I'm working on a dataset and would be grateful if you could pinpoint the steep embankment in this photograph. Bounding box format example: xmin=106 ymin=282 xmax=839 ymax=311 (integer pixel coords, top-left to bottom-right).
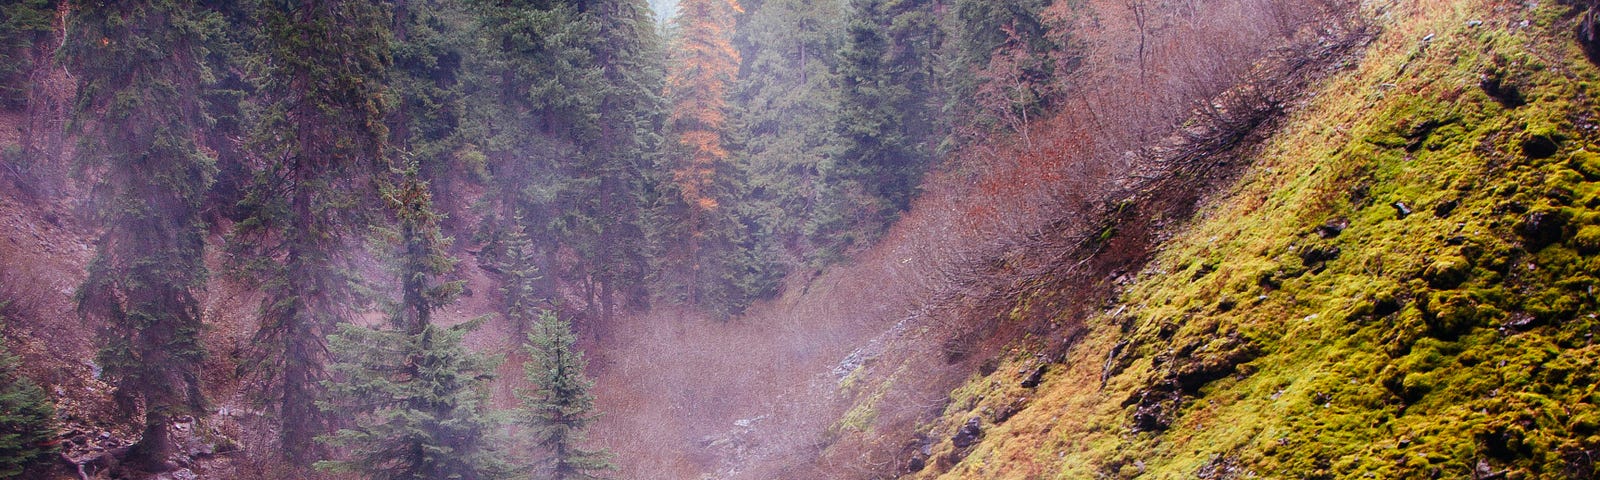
xmin=912 ymin=0 xmax=1600 ymax=478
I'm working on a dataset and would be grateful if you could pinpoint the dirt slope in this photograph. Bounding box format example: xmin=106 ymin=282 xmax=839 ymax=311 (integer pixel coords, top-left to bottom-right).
xmin=909 ymin=1 xmax=1600 ymax=478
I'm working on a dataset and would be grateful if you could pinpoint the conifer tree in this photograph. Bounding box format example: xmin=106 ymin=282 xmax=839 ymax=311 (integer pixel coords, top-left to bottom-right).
xmin=520 ymin=311 xmax=612 ymax=480
xmin=390 ymin=0 xmax=473 ymax=214
xmin=0 ymin=0 xmax=55 ymax=110
xmin=470 ymin=0 xmax=602 ymax=307
xmin=818 ymin=0 xmax=943 ymax=251
xmin=570 ymin=0 xmax=665 ymax=322
xmin=228 ymin=0 xmax=393 ymax=467
xmin=470 ymin=0 xmax=664 ymax=322
xmin=662 ymin=0 xmax=744 ymax=307
xmin=318 ymin=168 xmax=509 ymax=480
xmin=65 ymin=1 xmax=217 ymax=471
xmin=493 ymin=216 xmax=544 ymax=335
xmin=0 ymin=316 xmax=55 ymax=479
xmin=947 ymin=0 xmax=1059 ymax=138
xmin=732 ymin=0 xmax=844 ymax=264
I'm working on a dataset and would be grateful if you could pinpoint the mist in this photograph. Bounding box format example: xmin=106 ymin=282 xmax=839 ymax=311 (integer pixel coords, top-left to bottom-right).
xmin=0 ymin=0 xmax=1361 ymax=478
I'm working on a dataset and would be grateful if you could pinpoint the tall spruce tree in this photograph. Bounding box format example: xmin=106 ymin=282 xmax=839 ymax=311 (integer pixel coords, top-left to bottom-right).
xmin=318 ymin=169 xmax=509 ymax=480
xmin=731 ymin=0 xmax=844 ymax=264
xmin=469 ymin=0 xmax=664 ymax=323
xmin=0 ymin=0 xmax=54 ymax=110
xmin=520 ymin=311 xmax=613 ymax=480
xmin=389 ymin=0 xmax=473 ymax=215
xmin=569 ymin=0 xmax=665 ymax=322
xmin=228 ymin=0 xmax=393 ymax=467
xmin=469 ymin=0 xmax=602 ymax=308
xmin=65 ymin=1 xmax=217 ymax=471
xmin=0 ymin=316 xmax=55 ymax=479
xmin=491 ymin=216 xmax=544 ymax=335
xmin=661 ymin=0 xmax=745 ymax=309
xmin=819 ymin=0 xmax=943 ymax=251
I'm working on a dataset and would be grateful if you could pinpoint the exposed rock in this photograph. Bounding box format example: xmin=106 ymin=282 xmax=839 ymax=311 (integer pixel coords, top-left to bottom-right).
xmin=1128 ymin=387 xmax=1179 ymax=432
xmin=1391 ymin=201 xmax=1413 ymax=218
xmin=1581 ymin=5 xmax=1600 ymax=65
xmin=901 ymin=438 xmax=933 ymax=474
xmin=1517 ymin=209 xmax=1570 ymax=249
xmin=1101 ymin=339 xmax=1130 ymax=388
xmin=905 ymin=455 xmax=926 ymax=473
xmin=1314 ymin=217 xmax=1348 ymax=238
xmin=154 ymin=468 xmax=199 ymax=480
xmin=1195 ymin=454 xmax=1244 ymax=479
xmin=1020 ymin=364 xmax=1047 ymax=388
xmin=951 ymin=417 xmax=982 ymax=449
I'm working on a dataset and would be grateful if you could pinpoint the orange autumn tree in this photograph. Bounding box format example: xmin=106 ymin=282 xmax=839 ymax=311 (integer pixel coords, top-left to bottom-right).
xmin=662 ymin=0 xmax=743 ymax=306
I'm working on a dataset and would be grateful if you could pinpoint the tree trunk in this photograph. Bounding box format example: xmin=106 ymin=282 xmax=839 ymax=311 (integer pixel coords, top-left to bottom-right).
xmin=127 ymin=412 xmax=174 ymax=473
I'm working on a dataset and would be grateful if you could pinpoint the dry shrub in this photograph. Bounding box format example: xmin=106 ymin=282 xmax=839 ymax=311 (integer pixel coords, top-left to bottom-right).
xmin=581 ymin=1 xmax=1369 ymax=478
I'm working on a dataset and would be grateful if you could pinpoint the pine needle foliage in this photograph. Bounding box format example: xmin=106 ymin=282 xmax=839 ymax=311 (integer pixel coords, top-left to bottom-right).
xmin=318 ymin=318 xmax=507 ymax=480
xmin=0 ymin=317 xmax=54 ymax=480
xmin=317 ymin=168 xmax=509 ymax=480
xmin=65 ymin=0 xmax=219 ymax=469
xmin=519 ymin=311 xmax=613 ymax=480
xmin=227 ymin=0 xmax=394 ymax=466
xmin=493 ymin=219 xmax=543 ymax=336
xmin=0 ymin=0 xmax=54 ymax=109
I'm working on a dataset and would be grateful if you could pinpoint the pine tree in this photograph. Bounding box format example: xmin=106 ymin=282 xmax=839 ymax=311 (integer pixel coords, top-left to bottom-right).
xmin=818 ymin=0 xmax=943 ymax=252
xmin=0 ymin=316 xmax=55 ymax=480
xmin=318 ymin=168 xmax=509 ymax=480
xmin=732 ymin=0 xmax=844 ymax=264
xmin=519 ymin=311 xmax=613 ymax=480
xmin=65 ymin=1 xmax=217 ymax=471
xmin=662 ymin=0 xmax=744 ymax=306
xmin=469 ymin=0 xmax=603 ymax=308
xmin=228 ymin=0 xmax=393 ymax=467
xmin=389 ymin=0 xmax=474 ymax=216
xmin=569 ymin=0 xmax=665 ymax=322
xmin=0 ymin=0 xmax=54 ymax=110
xmin=493 ymin=217 xmax=544 ymax=335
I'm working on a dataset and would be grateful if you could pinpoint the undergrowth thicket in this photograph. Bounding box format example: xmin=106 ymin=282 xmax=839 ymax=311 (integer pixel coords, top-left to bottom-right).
xmin=910 ymin=1 xmax=1600 ymax=478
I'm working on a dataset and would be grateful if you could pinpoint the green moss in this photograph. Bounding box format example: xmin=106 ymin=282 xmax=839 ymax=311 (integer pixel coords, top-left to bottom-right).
xmin=916 ymin=2 xmax=1600 ymax=479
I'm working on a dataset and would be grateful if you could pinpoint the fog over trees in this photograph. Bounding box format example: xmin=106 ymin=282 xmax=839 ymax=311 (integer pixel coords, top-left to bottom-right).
xmin=0 ymin=0 xmax=1368 ymax=478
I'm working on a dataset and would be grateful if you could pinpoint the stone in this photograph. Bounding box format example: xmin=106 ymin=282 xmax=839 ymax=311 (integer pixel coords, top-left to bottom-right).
xmin=1020 ymin=364 xmax=1048 ymax=388
xmin=1314 ymin=218 xmax=1348 ymax=238
xmin=1391 ymin=201 xmax=1413 ymax=218
xmin=951 ymin=417 xmax=982 ymax=449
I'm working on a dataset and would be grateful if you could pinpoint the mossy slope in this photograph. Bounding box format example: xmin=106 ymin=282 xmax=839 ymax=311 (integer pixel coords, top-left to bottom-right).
xmin=908 ymin=1 xmax=1600 ymax=478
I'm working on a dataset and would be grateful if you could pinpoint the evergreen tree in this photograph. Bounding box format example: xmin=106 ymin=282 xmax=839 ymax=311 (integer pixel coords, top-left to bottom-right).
xmin=947 ymin=0 xmax=1059 ymax=139
xmin=731 ymin=0 xmax=844 ymax=264
xmin=228 ymin=0 xmax=393 ymax=467
xmin=661 ymin=0 xmax=744 ymax=307
xmin=0 ymin=0 xmax=54 ymax=110
xmin=469 ymin=0 xmax=664 ymax=323
xmin=519 ymin=311 xmax=613 ymax=480
xmin=65 ymin=1 xmax=217 ymax=471
xmin=390 ymin=0 xmax=474 ymax=217
xmin=492 ymin=216 xmax=545 ymax=335
xmin=194 ymin=0 xmax=258 ymax=226
xmin=0 ymin=316 xmax=55 ymax=480
xmin=469 ymin=0 xmax=602 ymax=307
xmin=818 ymin=0 xmax=943 ymax=252
xmin=318 ymin=169 xmax=509 ymax=480
xmin=569 ymin=0 xmax=666 ymax=322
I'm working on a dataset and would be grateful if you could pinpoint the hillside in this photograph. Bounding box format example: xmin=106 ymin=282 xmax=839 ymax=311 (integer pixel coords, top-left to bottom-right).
xmin=896 ymin=0 xmax=1600 ymax=478
xmin=3 ymin=0 xmax=1600 ymax=479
